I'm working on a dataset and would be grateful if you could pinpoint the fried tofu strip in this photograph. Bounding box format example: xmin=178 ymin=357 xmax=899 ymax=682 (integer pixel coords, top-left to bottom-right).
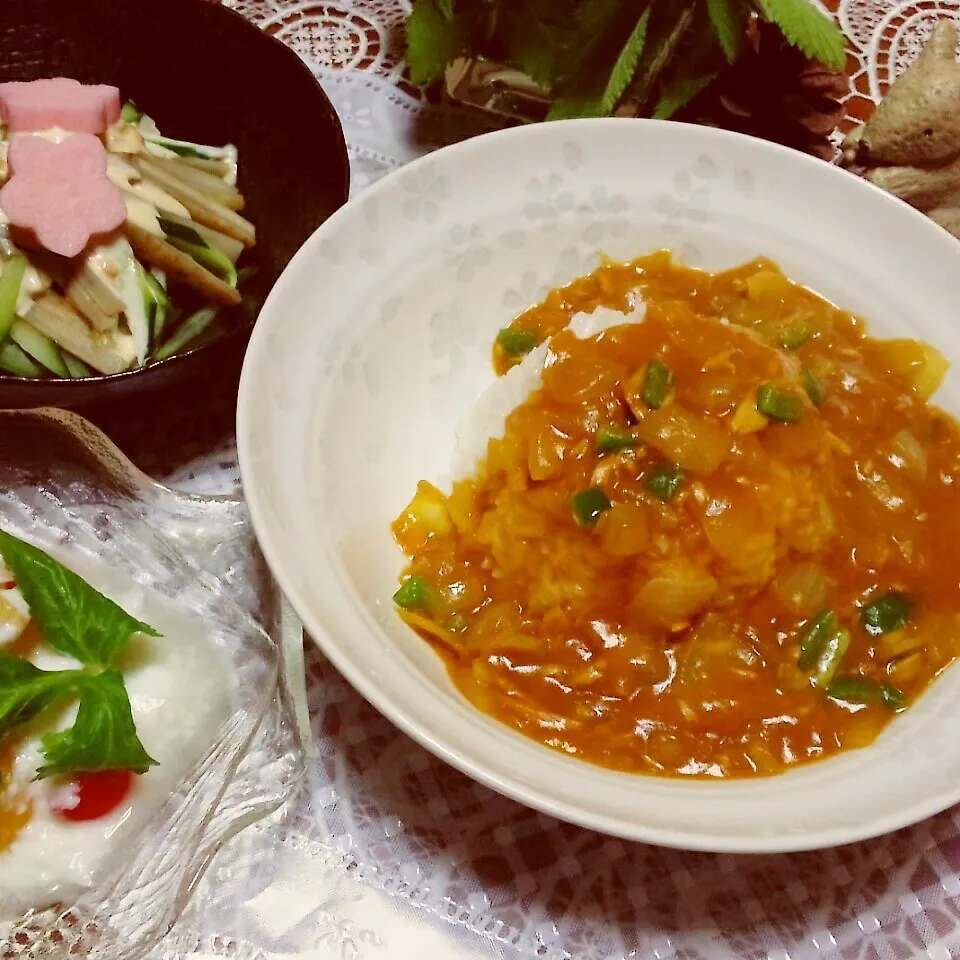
xmin=134 ymin=156 xmax=254 ymax=247
xmin=125 ymin=222 xmax=241 ymax=306
xmin=27 ymin=292 xmax=135 ymax=375
xmin=145 ymin=155 xmax=244 ymax=211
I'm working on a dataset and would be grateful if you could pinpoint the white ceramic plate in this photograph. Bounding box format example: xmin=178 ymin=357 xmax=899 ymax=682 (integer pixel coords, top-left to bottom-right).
xmin=237 ymin=119 xmax=960 ymax=853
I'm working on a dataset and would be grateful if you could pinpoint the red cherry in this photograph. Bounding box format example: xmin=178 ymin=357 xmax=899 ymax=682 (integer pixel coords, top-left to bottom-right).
xmin=50 ymin=770 xmax=134 ymax=822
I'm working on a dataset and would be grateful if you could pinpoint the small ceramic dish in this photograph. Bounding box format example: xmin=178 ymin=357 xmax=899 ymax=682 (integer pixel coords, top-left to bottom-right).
xmin=0 ymin=0 xmax=349 ymax=409
xmin=237 ymin=118 xmax=960 ymax=853
xmin=0 ymin=408 xmax=306 ymax=957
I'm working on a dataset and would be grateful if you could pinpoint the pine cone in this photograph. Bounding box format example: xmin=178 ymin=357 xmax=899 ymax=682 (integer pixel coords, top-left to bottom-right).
xmin=678 ymin=18 xmax=848 ymax=161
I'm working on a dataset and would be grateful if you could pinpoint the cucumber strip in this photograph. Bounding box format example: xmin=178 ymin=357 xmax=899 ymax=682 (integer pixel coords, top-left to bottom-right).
xmin=145 ymin=135 xmax=232 ymax=161
xmin=142 ymin=268 xmax=171 ymax=310
xmin=0 ymin=255 xmax=27 ymax=342
xmin=155 ymin=307 xmax=218 ymax=361
xmin=171 ymin=238 xmax=236 ymax=287
xmin=236 ymin=265 xmax=258 ymax=285
xmin=0 ymin=340 xmax=42 ymax=377
xmin=156 ymin=216 xmax=206 ymax=247
xmin=137 ymin=260 xmax=168 ymax=347
xmin=150 ymin=300 xmax=163 ymax=342
xmin=141 ymin=267 xmax=171 ymax=339
xmin=10 ymin=319 xmax=69 ymax=376
xmin=126 ymin=222 xmax=241 ymax=307
xmin=62 ymin=352 xmax=93 ymax=378
xmin=120 ymin=100 xmax=142 ymax=124
xmin=154 ymin=301 xmax=175 ymax=340
xmin=157 ymin=212 xmax=243 ymax=261
xmin=169 ymin=237 xmax=236 ymax=287
xmin=136 ymin=263 xmax=156 ymax=352
xmin=145 ymin=298 xmax=157 ymax=346
xmin=156 ymin=217 xmax=237 ymax=287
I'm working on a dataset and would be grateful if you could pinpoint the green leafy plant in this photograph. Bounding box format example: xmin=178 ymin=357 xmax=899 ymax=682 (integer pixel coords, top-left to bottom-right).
xmin=405 ymin=0 xmax=846 ymax=120
xmin=0 ymin=530 xmax=158 ymax=779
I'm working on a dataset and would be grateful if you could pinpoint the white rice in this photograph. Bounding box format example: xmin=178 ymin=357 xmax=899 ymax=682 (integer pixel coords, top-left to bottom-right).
xmin=449 ymin=295 xmax=646 ymax=481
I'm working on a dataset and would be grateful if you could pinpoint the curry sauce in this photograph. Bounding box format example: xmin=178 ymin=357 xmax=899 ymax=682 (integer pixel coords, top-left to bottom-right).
xmin=392 ymin=252 xmax=960 ymax=778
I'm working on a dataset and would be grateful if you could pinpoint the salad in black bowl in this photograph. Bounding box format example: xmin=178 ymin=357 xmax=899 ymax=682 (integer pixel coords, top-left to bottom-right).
xmin=0 ymin=0 xmax=349 ymax=409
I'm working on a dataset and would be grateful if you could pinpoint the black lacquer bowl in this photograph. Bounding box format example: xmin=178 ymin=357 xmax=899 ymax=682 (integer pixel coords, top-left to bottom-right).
xmin=0 ymin=0 xmax=350 ymax=409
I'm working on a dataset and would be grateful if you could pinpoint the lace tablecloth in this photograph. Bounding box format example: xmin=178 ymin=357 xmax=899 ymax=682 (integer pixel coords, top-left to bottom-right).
xmin=148 ymin=3 xmax=960 ymax=959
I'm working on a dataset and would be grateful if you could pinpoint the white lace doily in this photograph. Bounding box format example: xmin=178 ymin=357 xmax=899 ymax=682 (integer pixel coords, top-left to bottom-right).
xmin=148 ymin=4 xmax=960 ymax=960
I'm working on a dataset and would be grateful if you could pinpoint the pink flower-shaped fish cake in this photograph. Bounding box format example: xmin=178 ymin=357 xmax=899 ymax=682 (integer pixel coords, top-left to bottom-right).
xmin=0 ymin=133 xmax=126 ymax=257
xmin=0 ymin=78 xmax=120 ymax=134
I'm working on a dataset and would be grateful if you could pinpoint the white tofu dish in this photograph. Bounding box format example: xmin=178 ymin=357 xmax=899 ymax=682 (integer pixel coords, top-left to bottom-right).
xmin=0 ymin=528 xmax=233 ymax=918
